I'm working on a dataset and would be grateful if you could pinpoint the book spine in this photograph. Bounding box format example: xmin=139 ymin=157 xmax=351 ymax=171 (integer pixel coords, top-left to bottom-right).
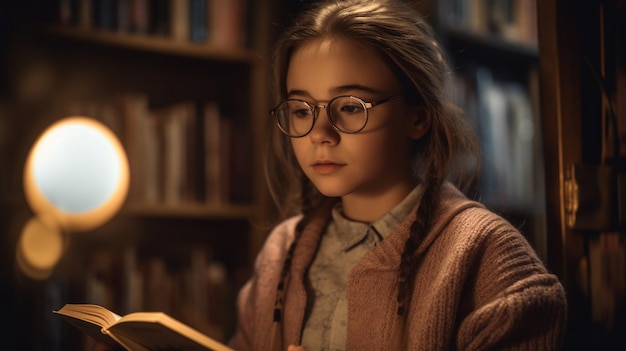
xmin=228 ymin=119 xmax=252 ymax=203
xmin=150 ymin=0 xmax=171 ymax=36
xmin=59 ymin=0 xmax=81 ymax=25
xmin=170 ymin=0 xmax=190 ymax=42
xmin=144 ymin=108 xmax=163 ymax=204
xmin=189 ymin=0 xmax=208 ymax=43
xmin=129 ymin=0 xmax=150 ymax=34
xmin=439 ymin=0 xmax=537 ymax=46
xmin=93 ymin=0 xmax=118 ymax=31
xmin=120 ymin=94 xmax=150 ymax=204
xmin=117 ymin=0 xmax=132 ymax=33
xmin=203 ymin=101 xmax=221 ymax=204
xmin=209 ymin=0 xmax=246 ymax=48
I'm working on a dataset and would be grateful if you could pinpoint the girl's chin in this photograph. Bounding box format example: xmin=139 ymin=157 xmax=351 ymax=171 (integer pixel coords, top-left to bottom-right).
xmin=311 ymin=183 xmax=350 ymax=198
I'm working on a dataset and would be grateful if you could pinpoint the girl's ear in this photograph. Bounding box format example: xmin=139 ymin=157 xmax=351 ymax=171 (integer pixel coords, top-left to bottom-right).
xmin=408 ymin=107 xmax=431 ymax=140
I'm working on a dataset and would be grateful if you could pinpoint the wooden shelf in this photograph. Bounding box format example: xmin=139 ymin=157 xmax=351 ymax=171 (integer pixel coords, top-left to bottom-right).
xmin=42 ymin=25 xmax=258 ymax=63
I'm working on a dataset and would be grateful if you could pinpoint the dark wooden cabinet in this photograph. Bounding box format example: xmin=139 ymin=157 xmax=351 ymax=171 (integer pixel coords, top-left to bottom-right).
xmin=538 ymin=0 xmax=626 ymax=349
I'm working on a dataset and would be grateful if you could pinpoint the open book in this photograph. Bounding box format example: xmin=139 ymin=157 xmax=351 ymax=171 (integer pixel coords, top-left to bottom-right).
xmin=54 ymin=304 xmax=234 ymax=351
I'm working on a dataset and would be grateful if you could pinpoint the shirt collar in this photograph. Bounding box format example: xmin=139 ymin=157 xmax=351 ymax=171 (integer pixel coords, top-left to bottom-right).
xmin=330 ymin=184 xmax=423 ymax=251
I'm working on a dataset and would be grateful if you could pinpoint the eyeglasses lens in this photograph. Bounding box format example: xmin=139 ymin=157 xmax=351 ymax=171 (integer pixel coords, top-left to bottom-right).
xmin=275 ymin=100 xmax=313 ymax=137
xmin=329 ymin=96 xmax=367 ymax=133
xmin=275 ymin=96 xmax=368 ymax=137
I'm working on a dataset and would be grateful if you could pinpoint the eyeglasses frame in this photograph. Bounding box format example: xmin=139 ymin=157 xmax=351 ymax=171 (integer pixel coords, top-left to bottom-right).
xmin=270 ymin=94 xmax=404 ymax=138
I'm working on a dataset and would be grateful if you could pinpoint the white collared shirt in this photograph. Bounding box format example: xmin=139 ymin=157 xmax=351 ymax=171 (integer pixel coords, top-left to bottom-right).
xmin=301 ymin=185 xmax=422 ymax=350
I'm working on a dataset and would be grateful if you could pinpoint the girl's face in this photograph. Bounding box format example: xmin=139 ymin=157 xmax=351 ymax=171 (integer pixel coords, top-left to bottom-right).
xmin=286 ymin=37 xmax=429 ymax=209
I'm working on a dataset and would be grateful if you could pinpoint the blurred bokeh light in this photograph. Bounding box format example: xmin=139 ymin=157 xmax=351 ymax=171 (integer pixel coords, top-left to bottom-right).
xmin=23 ymin=116 xmax=129 ymax=233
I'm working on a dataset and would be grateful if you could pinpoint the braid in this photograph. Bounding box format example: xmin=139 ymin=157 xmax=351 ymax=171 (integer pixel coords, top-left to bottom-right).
xmin=396 ymin=179 xmax=442 ymax=316
xmin=270 ymin=222 xmax=304 ymax=351
xmin=269 ymin=214 xmax=313 ymax=351
xmin=272 ymin=193 xmax=337 ymax=323
xmin=273 ymin=233 xmax=299 ymax=323
xmin=273 ymin=178 xmax=316 ymax=323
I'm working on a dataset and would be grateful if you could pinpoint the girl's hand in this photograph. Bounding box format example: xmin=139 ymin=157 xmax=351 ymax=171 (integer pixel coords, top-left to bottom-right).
xmin=287 ymin=345 xmax=307 ymax=351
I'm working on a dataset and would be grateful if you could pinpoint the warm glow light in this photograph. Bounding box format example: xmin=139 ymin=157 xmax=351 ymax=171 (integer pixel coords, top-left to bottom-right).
xmin=23 ymin=116 xmax=129 ymax=232
xmin=16 ymin=217 xmax=65 ymax=280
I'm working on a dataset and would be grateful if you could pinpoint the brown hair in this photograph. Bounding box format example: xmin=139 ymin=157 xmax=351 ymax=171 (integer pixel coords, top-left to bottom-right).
xmin=265 ymin=0 xmax=481 ymax=346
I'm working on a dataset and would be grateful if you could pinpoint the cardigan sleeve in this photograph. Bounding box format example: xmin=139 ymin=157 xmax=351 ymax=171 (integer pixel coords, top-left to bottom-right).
xmin=455 ymin=217 xmax=567 ymax=351
xmin=229 ymin=279 xmax=254 ymax=351
xmin=457 ymin=273 xmax=566 ymax=350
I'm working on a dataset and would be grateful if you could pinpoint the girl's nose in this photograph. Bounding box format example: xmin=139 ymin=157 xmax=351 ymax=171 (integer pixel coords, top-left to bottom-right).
xmin=308 ymin=108 xmax=339 ymax=144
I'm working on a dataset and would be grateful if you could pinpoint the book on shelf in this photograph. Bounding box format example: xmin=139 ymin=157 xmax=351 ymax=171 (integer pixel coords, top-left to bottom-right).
xmin=152 ymin=101 xmax=197 ymax=205
xmin=84 ymin=247 xmax=234 ymax=343
xmin=203 ymin=101 xmax=253 ymax=205
xmin=60 ymin=0 xmax=250 ymax=49
xmin=60 ymin=93 xmax=254 ymax=208
xmin=118 ymin=93 xmax=151 ymax=204
xmin=128 ymin=0 xmax=151 ymax=34
xmin=121 ymin=98 xmax=200 ymax=206
xmin=149 ymin=0 xmax=171 ymax=36
xmin=190 ymin=0 xmax=209 ymax=43
xmin=96 ymin=0 xmax=119 ymax=31
xmin=209 ymin=0 xmax=247 ymax=49
xmin=54 ymin=303 xmax=234 ymax=351
xmin=618 ymin=47 xmax=626 ymax=158
xmin=473 ymin=66 xmax=535 ymax=209
xmin=203 ymin=101 xmax=223 ymax=204
xmin=438 ymin=0 xmax=537 ymax=46
xmin=226 ymin=117 xmax=253 ymax=204
xmin=59 ymin=0 xmax=79 ymax=26
xmin=449 ymin=66 xmax=537 ymax=211
xmin=170 ymin=0 xmax=190 ymax=42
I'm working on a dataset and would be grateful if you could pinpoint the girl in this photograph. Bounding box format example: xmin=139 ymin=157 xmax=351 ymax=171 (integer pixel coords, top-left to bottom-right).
xmin=230 ymin=0 xmax=566 ymax=350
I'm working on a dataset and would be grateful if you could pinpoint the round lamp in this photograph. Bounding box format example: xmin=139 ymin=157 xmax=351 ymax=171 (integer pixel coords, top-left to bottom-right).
xmin=23 ymin=116 xmax=129 ymax=232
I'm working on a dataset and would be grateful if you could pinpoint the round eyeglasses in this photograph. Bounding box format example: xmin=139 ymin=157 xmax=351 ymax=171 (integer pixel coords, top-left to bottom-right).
xmin=270 ymin=94 xmax=403 ymax=138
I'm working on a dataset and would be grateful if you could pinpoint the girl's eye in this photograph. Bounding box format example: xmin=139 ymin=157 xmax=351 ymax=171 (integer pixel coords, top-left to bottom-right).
xmin=339 ymin=104 xmax=364 ymax=114
xmin=293 ymin=108 xmax=311 ymax=118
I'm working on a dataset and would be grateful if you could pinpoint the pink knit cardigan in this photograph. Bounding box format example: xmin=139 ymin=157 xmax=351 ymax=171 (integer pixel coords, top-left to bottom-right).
xmin=229 ymin=184 xmax=566 ymax=350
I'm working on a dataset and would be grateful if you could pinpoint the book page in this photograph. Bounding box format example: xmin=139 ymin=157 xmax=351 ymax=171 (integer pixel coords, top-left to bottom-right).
xmin=54 ymin=304 xmax=122 ymax=347
xmin=109 ymin=312 xmax=233 ymax=351
xmin=54 ymin=304 xmax=121 ymax=327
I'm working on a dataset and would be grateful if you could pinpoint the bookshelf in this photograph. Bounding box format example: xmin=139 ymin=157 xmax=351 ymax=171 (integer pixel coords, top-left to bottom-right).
xmin=44 ymin=25 xmax=255 ymax=62
xmin=0 ymin=0 xmax=275 ymax=349
xmin=430 ymin=0 xmax=546 ymax=261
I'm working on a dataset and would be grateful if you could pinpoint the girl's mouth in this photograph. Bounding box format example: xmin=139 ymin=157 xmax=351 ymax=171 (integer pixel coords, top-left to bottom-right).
xmin=311 ymin=161 xmax=345 ymax=175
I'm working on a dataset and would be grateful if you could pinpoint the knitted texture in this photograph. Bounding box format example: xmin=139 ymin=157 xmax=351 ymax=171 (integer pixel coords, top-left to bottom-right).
xmin=229 ymin=183 xmax=566 ymax=350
